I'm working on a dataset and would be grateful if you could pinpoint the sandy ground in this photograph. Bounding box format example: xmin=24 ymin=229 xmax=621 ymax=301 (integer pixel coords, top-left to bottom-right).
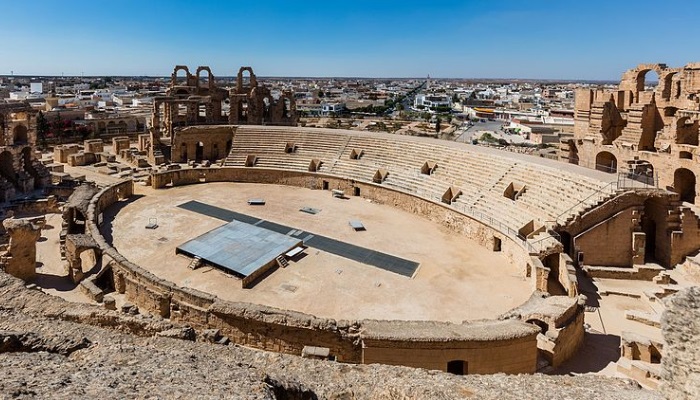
xmin=105 ymin=182 xmax=532 ymax=322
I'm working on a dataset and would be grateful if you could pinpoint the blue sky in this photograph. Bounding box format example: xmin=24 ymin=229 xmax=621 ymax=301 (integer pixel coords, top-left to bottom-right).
xmin=1 ymin=0 xmax=699 ymax=79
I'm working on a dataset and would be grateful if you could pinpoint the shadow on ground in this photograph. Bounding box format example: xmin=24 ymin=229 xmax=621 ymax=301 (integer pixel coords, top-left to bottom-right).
xmin=98 ymin=194 xmax=145 ymax=244
xmin=549 ymin=332 xmax=621 ymax=374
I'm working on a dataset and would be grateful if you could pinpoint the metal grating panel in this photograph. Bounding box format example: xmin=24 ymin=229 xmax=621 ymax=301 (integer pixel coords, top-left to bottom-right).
xmin=178 ymin=200 xmax=419 ymax=277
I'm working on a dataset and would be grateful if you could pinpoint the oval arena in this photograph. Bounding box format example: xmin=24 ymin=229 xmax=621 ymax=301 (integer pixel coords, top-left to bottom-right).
xmin=67 ymin=124 xmax=623 ymax=375
xmin=8 ymin=64 xmax=698 ymax=386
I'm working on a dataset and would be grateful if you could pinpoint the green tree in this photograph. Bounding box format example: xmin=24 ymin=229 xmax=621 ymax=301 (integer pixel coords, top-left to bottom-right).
xmin=36 ymin=111 xmax=50 ymax=148
xmin=435 ymin=116 xmax=441 ymax=133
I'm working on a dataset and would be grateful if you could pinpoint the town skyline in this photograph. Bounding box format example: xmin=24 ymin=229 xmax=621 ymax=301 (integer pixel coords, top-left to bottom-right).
xmin=2 ymin=0 xmax=699 ymax=79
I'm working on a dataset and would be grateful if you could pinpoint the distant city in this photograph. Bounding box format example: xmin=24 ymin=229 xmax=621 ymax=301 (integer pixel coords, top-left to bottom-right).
xmin=1 ymin=71 xmax=648 ymax=158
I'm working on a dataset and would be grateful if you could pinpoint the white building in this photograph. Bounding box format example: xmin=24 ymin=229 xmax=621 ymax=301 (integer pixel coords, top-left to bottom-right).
xmin=414 ymin=94 xmax=452 ymax=110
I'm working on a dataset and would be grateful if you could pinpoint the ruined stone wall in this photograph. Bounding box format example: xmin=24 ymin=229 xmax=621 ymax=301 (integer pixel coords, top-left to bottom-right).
xmin=170 ymin=126 xmax=234 ymax=163
xmin=661 ymin=287 xmax=700 ymax=399
xmin=571 ymin=62 xmax=700 ymax=210
xmin=361 ymin=325 xmax=538 ymax=374
xmin=574 ymin=208 xmax=636 ymax=267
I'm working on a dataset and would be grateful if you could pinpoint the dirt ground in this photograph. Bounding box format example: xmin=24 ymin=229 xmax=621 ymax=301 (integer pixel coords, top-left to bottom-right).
xmin=104 ymin=182 xmax=532 ymax=322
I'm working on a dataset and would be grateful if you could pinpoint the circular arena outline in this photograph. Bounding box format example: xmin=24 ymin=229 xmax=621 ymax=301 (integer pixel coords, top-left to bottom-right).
xmin=76 ymin=123 xmax=600 ymax=376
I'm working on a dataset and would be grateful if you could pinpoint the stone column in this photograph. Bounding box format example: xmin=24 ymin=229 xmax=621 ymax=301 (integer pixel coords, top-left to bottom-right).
xmin=2 ymin=218 xmax=41 ymax=281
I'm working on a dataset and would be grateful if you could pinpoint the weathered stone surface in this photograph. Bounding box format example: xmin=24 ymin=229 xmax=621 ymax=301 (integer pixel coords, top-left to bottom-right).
xmin=1 ymin=218 xmax=41 ymax=281
xmin=661 ymin=286 xmax=700 ymax=399
xmin=0 ymin=271 xmax=662 ymax=399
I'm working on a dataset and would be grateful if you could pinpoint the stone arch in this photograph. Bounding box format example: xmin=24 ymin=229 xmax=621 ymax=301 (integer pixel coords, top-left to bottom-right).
xmin=674 ymin=168 xmax=696 ymax=203
xmin=236 ymin=67 xmax=257 ymax=92
xmin=12 ymin=124 xmax=28 ymax=144
xmin=595 ymin=151 xmax=617 ymax=173
xmin=171 ymin=65 xmax=191 ymax=86
xmin=196 ymin=66 xmax=214 ymax=90
xmin=117 ymin=120 xmax=127 ymax=134
xmin=632 ymin=64 xmax=667 ymax=93
xmin=0 ymin=150 xmax=16 ymax=184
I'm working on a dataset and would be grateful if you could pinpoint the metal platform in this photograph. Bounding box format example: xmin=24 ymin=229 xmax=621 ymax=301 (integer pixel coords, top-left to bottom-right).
xmin=176 ymin=220 xmax=302 ymax=285
xmin=178 ymin=200 xmax=419 ymax=277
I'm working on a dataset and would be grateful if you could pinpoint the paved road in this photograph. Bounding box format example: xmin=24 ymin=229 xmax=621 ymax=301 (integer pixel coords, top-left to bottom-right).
xmin=454 ymin=120 xmax=529 ymax=144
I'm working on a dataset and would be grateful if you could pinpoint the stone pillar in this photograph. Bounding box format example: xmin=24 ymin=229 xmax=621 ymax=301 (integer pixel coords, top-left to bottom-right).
xmin=2 ymin=218 xmax=41 ymax=281
xmin=632 ymin=231 xmax=646 ymax=265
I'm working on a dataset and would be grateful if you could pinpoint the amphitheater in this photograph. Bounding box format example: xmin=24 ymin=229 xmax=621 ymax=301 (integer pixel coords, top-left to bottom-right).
xmin=2 ymin=65 xmax=700 ymax=399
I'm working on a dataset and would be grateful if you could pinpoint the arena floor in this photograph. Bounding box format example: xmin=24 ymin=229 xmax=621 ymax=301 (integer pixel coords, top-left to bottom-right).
xmin=104 ymin=182 xmax=532 ymax=322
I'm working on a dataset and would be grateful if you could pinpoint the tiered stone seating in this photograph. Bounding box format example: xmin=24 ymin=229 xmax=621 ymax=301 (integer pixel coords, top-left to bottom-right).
xmin=222 ymin=127 xmax=612 ymax=238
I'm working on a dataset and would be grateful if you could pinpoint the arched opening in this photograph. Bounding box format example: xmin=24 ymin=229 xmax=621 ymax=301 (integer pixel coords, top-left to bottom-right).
xmin=627 ymin=160 xmax=655 ymax=186
xmin=595 ymin=151 xmax=617 ymax=173
xmin=117 ymin=120 xmax=127 ymax=134
xmin=12 ymin=125 xmax=28 ymax=144
xmin=639 ymin=69 xmax=660 ymax=93
xmin=0 ymin=151 xmax=16 ymax=184
xmin=237 ymin=68 xmax=253 ymax=92
xmin=181 ymin=142 xmax=188 ymax=162
xmin=174 ymin=67 xmax=189 ymax=86
xmin=197 ymin=68 xmax=212 ymax=90
xmin=195 ymin=141 xmax=204 ymax=161
xmin=674 ymin=168 xmax=696 ymax=203
xmin=446 ymin=360 xmax=468 ymax=375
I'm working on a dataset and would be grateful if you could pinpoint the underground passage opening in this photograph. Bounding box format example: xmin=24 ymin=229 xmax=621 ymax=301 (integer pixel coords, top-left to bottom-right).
xmin=674 ymin=167 xmax=696 ymax=203
xmin=196 ymin=141 xmax=204 ymax=162
xmin=447 ymin=360 xmax=468 ymax=375
xmin=595 ymin=151 xmax=617 ymax=173
xmin=492 ymin=236 xmax=502 ymax=252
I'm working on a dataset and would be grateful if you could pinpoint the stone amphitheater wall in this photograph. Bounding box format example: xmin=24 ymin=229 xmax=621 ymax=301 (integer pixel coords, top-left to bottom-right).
xmin=84 ymin=176 xmax=545 ymax=373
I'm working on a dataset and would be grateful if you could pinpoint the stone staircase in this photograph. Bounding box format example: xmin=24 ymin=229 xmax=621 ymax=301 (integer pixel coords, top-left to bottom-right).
xmin=276 ymin=255 xmax=289 ymax=268
xmin=187 ymin=256 xmax=202 ymax=270
xmin=555 ymin=187 xmax=623 ymax=227
xmin=527 ymin=229 xmax=563 ymax=256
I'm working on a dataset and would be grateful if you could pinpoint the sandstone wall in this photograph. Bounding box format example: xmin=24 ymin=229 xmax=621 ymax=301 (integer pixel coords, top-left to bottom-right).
xmin=661 ymin=287 xmax=700 ymax=399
